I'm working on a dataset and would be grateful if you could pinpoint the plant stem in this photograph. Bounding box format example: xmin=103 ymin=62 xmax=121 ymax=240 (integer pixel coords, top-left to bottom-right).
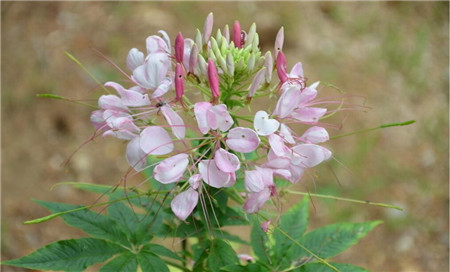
xmin=330 ymin=120 xmax=416 ymax=140
xmin=283 ymin=190 xmax=403 ymax=210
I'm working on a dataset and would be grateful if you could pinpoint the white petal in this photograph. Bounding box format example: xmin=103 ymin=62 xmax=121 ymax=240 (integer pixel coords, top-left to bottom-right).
xmin=226 ymin=127 xmax=260 ymax=153
xmin=214 ymin=148 xmax=240 ymax=173
xmin=154 ymin=153 xmax=189 ymax=184
xmin=161 ymin=106 xmax=186 ymax=139
xmin=126 ymin=136 xmax=147 ymax=171
xmin=126 ymin=48 xmax=144 ymax=71
xmin=194 ymin=102 xmax=213 ymax=134
xmin=253 ymin=111 xmax=280 ymax=136
xmin=171 ymin=188 xmax=198 ymax=221
xmin=140 ymin=126 xmax=174 ymax=155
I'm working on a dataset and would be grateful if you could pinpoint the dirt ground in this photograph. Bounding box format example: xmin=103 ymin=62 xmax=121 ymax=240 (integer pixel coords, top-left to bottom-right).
xmin=2 ymin=2 xmax=449 ymax=272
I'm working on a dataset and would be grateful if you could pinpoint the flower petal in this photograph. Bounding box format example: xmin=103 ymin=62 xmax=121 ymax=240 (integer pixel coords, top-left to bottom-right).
xmin=133 ymin=52 xmax=170 ymax=90
xmin=226 ymin=127 xmax=260 ymax=153
xmin=299 ymin=126 xmax=329 ymax=144
xmin=268 ymin=134 xmax=289 ymax=157
xmin=279 ymin=124 xmax=296 ymax=144
xmin=273 ymin=85 xmax=302 ymax=118
xmin=254 ymin=110 xmax=280 ymax=136
xmin=207 ymin=104 xmax=234 ymax=132
xmin=146 ymin=35 xmax=169 ymax=54
xmin=171 ymin=188 xmax=198 ymax=221
xmin=161 ymin=105 xmax=186 ymax=139
xmin=244 ymin=170 xmax=264 ymax=193
xmin=140 ymin=126 xmax=174 ymax=155
xmin=243 ymin=187 xmax=271 ymax=214
xmin=98 ymin=95 xmax=128 ymax=111
xmin=214 ymin=148 xmax=240 ymax=173
xmin=199 ymin=159 xmax=235 ymax=188
xmin=290 ymin=107 xmax=327 ymax=123
xmin=126 ymin=48 xmax=144 ymax=71
xmin=194 ymin=102 xmax=213 ymax=134
xmin=126 ymin=136 xmax=147 ymax=171
xmin=105 ymin=82 xmax=150 ymax=107
xmin=188 ymin=174 xmax=202 ymax=190
xmin=154 ymin=153 xmax=189 ymax=184
xmin=152 ymin=78 xmax=172 ymax=98
xmin=292 ymin=144 xmax=331 ymax=168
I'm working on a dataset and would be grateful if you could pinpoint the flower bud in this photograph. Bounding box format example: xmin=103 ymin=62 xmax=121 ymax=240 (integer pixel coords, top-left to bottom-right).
xmin=245 ymin=23 xmax=256 ymax=47
xmin=251 ymin=33 xmax=259 ymax=52
xmin=220 ymin=36 xmax=228 ymax=54
xmin=216 ymin=29 xmax=223 ymax=44
xmin=217 ymin=55 xmax=228 ymax=75
xmin=203 ymin=12 xmax=214 ymax=44
xmin=223 ymin=24 xmax=230 ymax=43
xmin=208 ymin=58 xmax=220 ymax=100
xmin=210 ymin=37 xmax=222 ymax=60
xmin=264 ymin=51 xmax=273 ymax=83
xmin=195 ymin=29 xmax=203 ymax=53
xmin=175 ymin=63 xmax=184 ymax=101
xmin=247 ymin=54 xmax=255 ymax=72
xmin=248 ymin=67 xmax=266 ymax=98
xmin=276 ymin=51 xmax=288 ymax=84
xmin=274 ymin=26 xmax=284 ymax=55
xmin=198 ymin=54 xmax=207 ymax=76
xmin=189 ymin=44 xmax=198 ymax=74
xmin=233 ymin=20 xmax=242 ymax=49
xmin=175 ymin=32 xmax=184 ymax=63
xmin=226 ymin=52 xmax=234 ymax=76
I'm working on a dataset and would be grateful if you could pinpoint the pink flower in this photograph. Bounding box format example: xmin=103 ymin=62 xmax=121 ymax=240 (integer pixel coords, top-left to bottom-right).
xmin=244 ymin=187 xmax=271 ymax=214
xmin=104 ymin=82 xmax=150 ymax=107
xmin=132 ymin=52 xmax=170 ymax=90
xmin=199 ymin=159 xmax=236 ymax=188
xmin=126 ymin=48 xmax=144 ymax=71
xmin=253 ymin=110 xmax=280 ymax=136
xmin=154 ymin=153 xmax=189 ymax=184
xmin=174 ymin=63 xmax=185 ymax=102
xmin=214 ymin=148 xmax=240 ymax=173
xmin=194 ymin=102 xmax=234 ymax=134
xmin=299 ymin=126 xmax=329 ymax=144
xmin=160 ymin=105 xmax=186 ymax=140
xmin=140 ymin=126 xmax=174 ymax=155
xmin=146 ymin=35 xmax=169 ymax=54
xmin=276 ymin=51 xmax=288 ymax=84
xmin=126 ymin=136 xmax=147 ymax=171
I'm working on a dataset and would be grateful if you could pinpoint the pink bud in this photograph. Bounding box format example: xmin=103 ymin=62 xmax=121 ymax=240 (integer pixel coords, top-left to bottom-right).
xmin=276 ymin=51 xmax=288 ymax=84
xmin=274 ymin=27 xmax=284 ymax=54
xmin=175 ymin=63 xmax=184 ymax=101
xmin=203 ymin=12 xmax=214 ymax=44
xmin=175 ymin=32 xmax=184 ymax=63
xmin=233 ymin=21 xmax=242 ymax=48
xmin=261 ymin=220 xmax=271 ymax=232
xmin=207 ymin=58 xmax=220 ymax=100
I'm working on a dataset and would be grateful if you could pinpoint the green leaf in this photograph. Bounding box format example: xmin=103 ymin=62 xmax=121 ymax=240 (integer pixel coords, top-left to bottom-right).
xmin=207 ymin=239 xmax=239 ymax=272
xmin=35 ymin=200 xmax=130 ymax=246
xmin=295 ymin=221 xmax=382 ymax=260
xmin=221 ymin=263 xmax=269 ymax=272
xmin=2 ymin=238 xmax=124 ymax=271
xmin=250 ymin=219 xmax=271 ymax=265
xmin=143 ymin=244 xmax=183 ymax=261
xmin=192 ymin=239 xmax=211 ymax=271
xmin=293 ymin=262 xmax=369 ymax=272
xmin=137 ymin=252 xmax=169 ymax=272
xmin=273 ymin=197 xmax=309 ymax=268
xmin=99 ymin=253 xmax=138 ymax=272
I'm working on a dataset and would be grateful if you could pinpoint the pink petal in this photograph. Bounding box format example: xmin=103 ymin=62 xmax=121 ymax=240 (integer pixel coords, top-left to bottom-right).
xmin=207 ymin=104 xmax=234 ymax=132
xmin=255 ymin=167 xmax=274 ymax=187
xmin=268 ymin=134 xmax=289 ymax=156
xmin=299 ymin=126 xmax=329 ymax=144
xmin=261 ymin=220 xmax=271 ymax=232
xmin=298 ymin=86 xmax=318 ymax=105
xmin=98 ymin=95 xmax=128 ymax=111
xmin=146 ymin=35 xmax=169 ymax=54
xmin=238 ymin=254 xmax=254 ymax=262
xmin=248 ymin=68 xmax=266 ymax=98
xmin=226 ymin=127 xmax=260 ymax=153
xmin=126 ymin=48 xmax=144 ymax=71
xmin=132 ymin=52 xmax=170 ymax=89
xmin=104 ymin=82 xmax=150 ymax=107
xmin=90 ymin=110 xmax=106 ymax=130
xmin=290 ymin=107 xmax=327 ymax=123
xmin=274 ymin=27 xmax=284 ymax=54
xmin=188 ymin=174 xmax=202 ymax=190
xmin=287 ymin=164 xmax=305 ymax=184
xmin=194 ymin=102 xmax=213 ymax=134
xmin=273 ymin=85 xmax=302 ymax=118
xmin=272 ymin=168 xmax=292 ymax=180
xmin=279 ymin=124 xmax=296 ymax=144
xmin=154 ymin=153 xmax=189 ymax=184
xmin=152 ymin=78 xmax=172 ymax=98
xmin=292 ymin=144 xmax=331 ymax=168
xmin=102 ymin=110 xmax=131 ymax=127
xmin=103 ymin=117 xmax=139 ymax=140
xmin=289 ymin=62 xmax=304 ymax=78
xmin=183 ymin=38 xmax=194 ymax=70
xmin=244 ymin=170 xmax=265 ymax=193
xmin=140 ymin=126 xmax=174 ymax=155
xmin=243 ymin=187 xmax=271 ymax=214
xmin=126 ymin=136 xmax=147 ymax=171
xmin=253 ymin=111 xmax=280 ymax=136
xmin=214 ymin=148 xmax=240 ymax=173
xmin=202 ymin=13 xmax=214 ymax=44
xmin=199 ymin=159 xmax=235 ymax=188
xmin=171 ymin=188 xmax=199 ymax=221
xmin=161 ymin=105 xmax=185 ymax=139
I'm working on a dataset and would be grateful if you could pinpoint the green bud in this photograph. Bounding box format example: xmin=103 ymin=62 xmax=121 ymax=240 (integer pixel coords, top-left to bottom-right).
xmin=245 ymin=23 xmax=256 ymax=47
xmin=226 ymin=52 xmax=234 ymax=76
xmin=252 ymin=33 xmax=259 ymax=52
xmin=198 ymin=55 xmax=207 ymax=75
xmin=216 ymin=29 xmax=223 ymax=45
xmin=247 ymin=54 xmax=255 ymax=72
xmin=195 ymin=29 xmax=202 ymax=53
xmin=208 ymin=49 xmax=217 ymax=62
xmin=217 ymin=55 xmax=228 ymax=75
xmin=220 ymin=36 xmax=228 ymax=55
xmin=210 ymin=37 xmax=222 ymax=60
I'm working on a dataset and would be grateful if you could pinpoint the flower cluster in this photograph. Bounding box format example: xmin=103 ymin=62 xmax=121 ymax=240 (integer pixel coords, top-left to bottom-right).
xmin=90 ymin=13 xmax=332 ymax=221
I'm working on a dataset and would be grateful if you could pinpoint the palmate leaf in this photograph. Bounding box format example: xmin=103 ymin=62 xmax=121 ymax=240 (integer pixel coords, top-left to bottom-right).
xmin=221 ymin=263 xmax=270 ymax=272
xmin=294 ymin=221 xmax=382 ymax=260
xmin=99 ymin=252 xmax=138 ymax=272
xmin=137 ymin=252 xmax=169 ymax=272
xmin=143 ymin=243 xmax=183 ymax=261
xmin=207 ymin=239 xmax=239 ymax=272
xmin=35 ymin=200 xmax=130 ymax=246
xmin=292 ymin=262 xmax=369 ymax=272
xmin=2 ymin=238 xmax=124 ymax=271
xmin=272 ymin=197 xmax=309 ymax=269
xmin=250 ymin=218 xmax=271 ymax=265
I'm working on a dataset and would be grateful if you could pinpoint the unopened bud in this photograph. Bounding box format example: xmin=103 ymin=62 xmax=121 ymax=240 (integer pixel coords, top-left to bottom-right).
xmin=203 ymin=12 xmax=214 ymax=44
xmin=274 ymin=26 xmax=284 ymax=55
xmin=198 ymin=55 xmax=207 ymax=76
xmin=175 ymin=32 xmax=184 ymax=63
xmin=207 ymin=59 xmax=220 ymax=100
xmin=175 ymin=63 xmax=185 ymax=101
xmin=210 ymin=37 xmax=222 ymax=60
xmin=216 ymin=29 xmax=223 ymax=45
xmin=189 ymin=44 xmax=198 ymax=74
xmin=220 ymin=36 xmax=228 ymax=55
xmin=264 ymin=51 xmax=273 ymax=83
xmin=226 ymin=52 xmax=234 ymax=76
xmin=245 ymin=23 xmax=256 ymax=47
xmin=276 ymin=51 xmax=288 ymax=84
xmin=217 ymin=55 xmax=228 ymax=75
xmin=247 ymin=54 xmax=255 ymax=72
xmin=233 ymin=21 xmax=242 ymax=49
xmin=195 ymin=29 xmax=203 ymax=53
xmin=223 ymin=24 xmax=230 ymax=43
xmin=248 ymin=67 xmax=266 ymax=98
xmin=251 ymin=33 xmax=259 ymax=52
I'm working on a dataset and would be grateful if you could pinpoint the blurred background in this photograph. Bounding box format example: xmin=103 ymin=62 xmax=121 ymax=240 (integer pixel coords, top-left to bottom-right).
xmin=1 ymin=2 xmax=448 ymax=271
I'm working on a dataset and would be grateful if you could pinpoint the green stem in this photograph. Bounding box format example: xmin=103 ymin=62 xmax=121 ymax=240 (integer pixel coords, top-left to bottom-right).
xmin=284 ymin=190 xmax=403 ymax=210
xmin=330 ymin=120 xmax=416 ymax=140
